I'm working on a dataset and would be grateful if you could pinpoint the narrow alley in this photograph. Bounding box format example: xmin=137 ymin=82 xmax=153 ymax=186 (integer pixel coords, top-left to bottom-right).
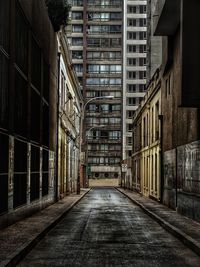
xmin=17 ymin=188 xmax=200 ymax=267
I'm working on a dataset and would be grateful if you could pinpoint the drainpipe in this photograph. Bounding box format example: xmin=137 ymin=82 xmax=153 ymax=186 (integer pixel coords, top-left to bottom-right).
xmin=55 ymin=52 xmax=61 ymax=202
xmin=158 ymin=114 xmax=164 ymax=203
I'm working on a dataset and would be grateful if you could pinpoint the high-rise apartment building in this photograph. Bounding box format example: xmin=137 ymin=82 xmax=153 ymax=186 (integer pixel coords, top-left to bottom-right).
xmin=68 ymin=0 xmax=122 ymax=181
xmin=123 ymin=0 xmax=147 ymax=160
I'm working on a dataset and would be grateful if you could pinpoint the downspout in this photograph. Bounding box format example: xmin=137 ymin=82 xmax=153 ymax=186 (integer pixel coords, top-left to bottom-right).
xmin=158 ymin=114 xmax=164 ymax=203
xmin=55 ymin=52 xmax=61 ymax=201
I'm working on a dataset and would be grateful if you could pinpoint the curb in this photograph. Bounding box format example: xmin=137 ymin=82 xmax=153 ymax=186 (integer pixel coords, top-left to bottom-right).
xmin=2 ymin=189 xmax=91 ymax=267
xmin=116 ymin=187 xmax=200 ymax=257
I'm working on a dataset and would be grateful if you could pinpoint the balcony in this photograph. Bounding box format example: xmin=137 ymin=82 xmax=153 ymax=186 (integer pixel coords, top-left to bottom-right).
xmin=154 ymin=0 xmax=181 ymax=36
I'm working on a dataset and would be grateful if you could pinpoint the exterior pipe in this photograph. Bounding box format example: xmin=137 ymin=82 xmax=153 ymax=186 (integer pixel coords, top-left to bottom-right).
xmin=55 ymin=52 xmax=61 ymax=201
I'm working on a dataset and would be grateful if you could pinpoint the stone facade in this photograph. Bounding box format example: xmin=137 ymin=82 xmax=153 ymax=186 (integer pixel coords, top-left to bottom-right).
xmin=57 ymin=30 xmax=82 ymax=198
xmin=130 ymin=69 xmax=161 ymax=201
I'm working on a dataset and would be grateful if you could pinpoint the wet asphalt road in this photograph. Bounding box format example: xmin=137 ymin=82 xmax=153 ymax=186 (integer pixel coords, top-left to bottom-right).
xmin=18 ymin=188 xmax=200 ymax=267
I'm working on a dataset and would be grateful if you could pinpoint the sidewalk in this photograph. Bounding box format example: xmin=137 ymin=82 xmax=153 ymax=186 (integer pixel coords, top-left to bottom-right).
xmin=0 ymin=189 xmax=90 ymax=267
xmin=116 ymin=187 xmax=200 ymax=257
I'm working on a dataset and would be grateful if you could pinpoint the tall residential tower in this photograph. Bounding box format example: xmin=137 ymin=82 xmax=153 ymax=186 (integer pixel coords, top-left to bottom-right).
xmin=68 ymin=0 xmax=123 ymax=181
xmin=123 ymin=0 xmax=147 ymax=160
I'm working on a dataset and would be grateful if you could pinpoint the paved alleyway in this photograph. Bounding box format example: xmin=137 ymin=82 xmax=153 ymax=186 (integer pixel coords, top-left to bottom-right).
xmin=18 ymin=188 xmax=200 ymax=267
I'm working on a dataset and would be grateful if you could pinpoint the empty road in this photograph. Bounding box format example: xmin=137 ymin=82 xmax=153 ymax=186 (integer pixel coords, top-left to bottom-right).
xmin=18 ymin=188 xmax=200 ymax=266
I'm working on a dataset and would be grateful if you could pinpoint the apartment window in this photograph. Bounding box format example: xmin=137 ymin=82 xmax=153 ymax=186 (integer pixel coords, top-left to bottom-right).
xmin=72 ymin=0 xmax=83 ymax=5
xmin=72 ymin=38 xmax=83 ymax=46
xmin=72 ymin=25 xmax=83 ymax=32
xmin=128 ymin=71 xmax=136 ymax=79
xmin=139 ymin=71 xmax=146 ymax=79
xmin=101 ymin=13 xmax=109 ymax=21
xmin=139 ymin=5 xmax=146 ymax=14
xmin=101 ymin=38 xmax=110 ymax=47
xmin=127 ymin=111 xmax=135 ymax=118
xmin=110 ymin=25 xmax=121 ymax=33
xmin=128 ymin=18 xmax=136 ymax=26
xmin=127 ymin=124 xmax=132 ymax=132
xmin=127 ymin=97 xmax=136 ymax=106
xmin=127 ymin=84 xmax=136 ymax=93
xmin=72 ymin=51 xmax=83 ymax=59
xmin=111 ymin=104 xmax=121 ymax=111
xmin=87 ymin=12 xmax=100 ymax=21
xmin=139 ymin=32 xmax=147 ymax=40
xmin=139 ymin=58 xmax=146 ymax=66
xmin=74 ymin=64 xmax=83 ymax=73
xmin=139 ymin=18 xmax=147 ymax=27
xmin=72 ymin=12 xmax=83 ymax=20
xmin=139 ymin=45 xmax=146 ymax=53
xmin=128 ymin=32 xmax=136 ymax=40
xmin=128 ymin=6 xmax=137 ymax=13
xmin=127 ymin=137 xmax=132 ymax=145
xmin=110 ymin=65 xmax=121 ymax=73
xmin=127 ymin=58 xmax=136 ymax=66
xmin=110 ymin=38 xmax=121 ymax=47
xmin=139 ymin=84 xmax=145 ymax=92
xmin=87 ymin=52 xmax=100 ymax=59
xmin=109 ymin=131 xmax=121 ymax=140
xmin=128 ymin=45 xmax=136 ymax=53
xmin=110 ymin=12 xmax=122 ymax=20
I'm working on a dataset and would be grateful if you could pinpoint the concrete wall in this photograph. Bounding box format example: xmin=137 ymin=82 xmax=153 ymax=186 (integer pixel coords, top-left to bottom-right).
xmin=0 ymin=0 xmax=57 ymax=228
xmin=161 ymin=25 xmax=200 ymax=221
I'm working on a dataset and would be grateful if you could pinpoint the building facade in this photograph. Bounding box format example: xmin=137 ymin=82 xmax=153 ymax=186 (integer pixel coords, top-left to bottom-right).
xmin=146 ymin=0 xmax=162 ymax=83
xmin=123 ymin=0 xmax=147 ymax=160
xmin=68 ymin=0 xmax=123 ymax=182
xmin=154 ymin=0 xmax=200 ymax=221
xmin=57 ymin=30 xmax=82 ymax=198
xmin=0 ymin=0 xmax=57 ymax=228
xmin=131 ymin=69 xmax=161 ymax=200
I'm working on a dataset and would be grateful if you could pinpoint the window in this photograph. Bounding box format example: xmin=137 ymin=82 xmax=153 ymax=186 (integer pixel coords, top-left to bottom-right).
xmin=128 ymin=45 xmax=136 ymax=53
xmin=127 ymin=97 xmax=136 ymax=106
xmin=139 ymin=5 xmax=146 ymax=14
xmin=127 ymin=58 xmax=136 ymax=66
xmin=128 ymin=32 xmax=136 ymax=40
xmin=128 ymin=71 xmax=136 ymax=79
xmin=127 ymin=137 xmax=132 ymax=145
xmin=128 ymin=18 xmax=136 ymax=26
xmin=139 ymin=71 xmax=146 ymax=79
xmin=72 ymin=12 xmax=83 ymax=20
xmin=139 ymin=84 xmax=145 ymax=92
xmin=72 ymin=38 xmax=83 ymax=46
xmin=110 ymin=38 xmax=121 ymax=47
xmin=101 ymin=13 xmax=109 ymax=21
xmin=139 ymin=31 xmax=147 ymax=40
xmin=110 ymin=12 xmax=122 ymax=20
xmin=72 ymin=0 xmax=83 ymax=5
xmin=72 ymin=51 xmax=83 ymax=59
xmin=139 ymin=45 xmax=146 ymax=53
xmin=127 ymin=111 xmax=135 ymax=118
xmin=139 ymin=58 xmax=146 ymax=66
xmin=139 ymin=18 xmax=146 ymax=27
xmin=74 ymin=64 xmax=83 ymax=73
xmin=72 ymin=25 xmax=83 ymax=32
xmin=128 ymin=6 xmax=137 ymax=13
xmin=127 ymin=84 xmax=136 ymax=93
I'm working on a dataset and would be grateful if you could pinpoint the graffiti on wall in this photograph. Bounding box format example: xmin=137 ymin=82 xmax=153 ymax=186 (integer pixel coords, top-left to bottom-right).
xmin=177 ymin=141 xmax=200 ymax=194
xmin=164 ymin=149 xmax=176 ymax=190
